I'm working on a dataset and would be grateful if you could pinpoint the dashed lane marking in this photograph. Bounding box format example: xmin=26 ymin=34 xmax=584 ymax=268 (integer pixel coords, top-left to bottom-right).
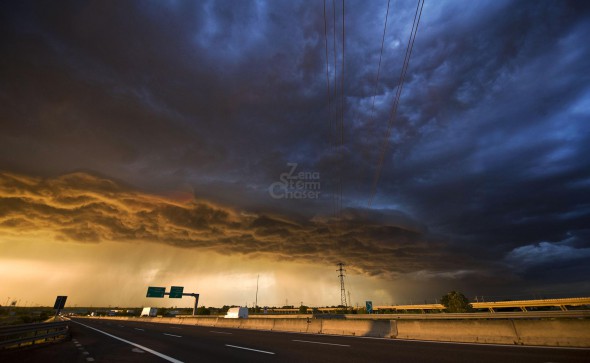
xmin=163 ymin=333 xmax=182 ymax=338
xmin=225 ymin=344 xmax=275 ymax=355
xmin=292 ymin=339 xmax=350 ymax=347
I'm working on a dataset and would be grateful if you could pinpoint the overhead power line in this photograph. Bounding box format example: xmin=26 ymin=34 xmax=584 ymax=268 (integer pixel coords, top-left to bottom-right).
xmin=341 ymin=1 xmax=346 ymax=219
xmin=323 ymin=0 xmax=332 ymax=149
xmin=324 ymin=0 xmax=338 ymax=219
xmin=368 ymin=0 xmax=391 ymax=130
xmin=368 ymin=0 xmax=425 ymax=207
xmin=332 ymin=0 xmax=339 ymax=219
xmin=340 ymin=0 xmax=345 ymax=146
xmin=323 ymin=1 xmax=346 ymax=230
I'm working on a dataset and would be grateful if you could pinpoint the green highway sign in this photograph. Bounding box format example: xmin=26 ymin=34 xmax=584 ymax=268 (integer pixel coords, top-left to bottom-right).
xmin=366 ymin=301 xmax=373 ymax=314
xmin=146 ymin=286 xmax=166 ymax=298
xmin=169 ymin=286 xmax=184 ymax=299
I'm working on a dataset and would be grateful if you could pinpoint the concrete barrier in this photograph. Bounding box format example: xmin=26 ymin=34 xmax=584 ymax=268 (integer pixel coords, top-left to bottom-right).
xmin=77 ymin=316 xmax=590 ymax=347
xmin=321 ymin=320 xmax=392 ymax=337
xmin=159 ymin=318 xmax=177 ymax=325
xmin=307 ymin=319 xmax=322 ymax=334
xmin=396 ymin=320 xmax=519 ymax=344
xmin=272 ymin=319 xmax=309 ymax=333
xmin=191 ymin=317 xmax=218 ymax=327
xmin=513 ymin=319 xmax=590 ymax=347
xmin=214 ymin=319 xmax=242 ymax=329
xmin=177 ymin=318 xmax=192 ymax=325
xmin=390 ymin=320 xmax=398 ymax=338
xmin=241 ymin=318 xmax=276 ymax=331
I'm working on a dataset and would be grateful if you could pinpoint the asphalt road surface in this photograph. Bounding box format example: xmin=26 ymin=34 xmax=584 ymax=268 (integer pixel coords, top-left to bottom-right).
xmin=1 ymin=318 xmax=588 ymax=362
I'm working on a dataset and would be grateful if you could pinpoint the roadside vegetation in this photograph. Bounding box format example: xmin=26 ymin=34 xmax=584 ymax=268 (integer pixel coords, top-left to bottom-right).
xmin=0 ymin=307 xmax=53 ymax=326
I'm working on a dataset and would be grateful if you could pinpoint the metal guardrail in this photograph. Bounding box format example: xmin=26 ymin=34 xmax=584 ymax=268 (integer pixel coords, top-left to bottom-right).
xmin=375 ymin=297 xmax=590 ymax=312
xmin=0 ymin=321 xmax=70 ymax=350
xmin=267 ymin=297 xmax=590 ymax=314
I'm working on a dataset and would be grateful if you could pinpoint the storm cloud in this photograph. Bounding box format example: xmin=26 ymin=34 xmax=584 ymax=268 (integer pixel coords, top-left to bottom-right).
xmin=1 ymin=0 xmax=590 ymax=299
xmin=0 ymin=171 xmax=468 ymax=277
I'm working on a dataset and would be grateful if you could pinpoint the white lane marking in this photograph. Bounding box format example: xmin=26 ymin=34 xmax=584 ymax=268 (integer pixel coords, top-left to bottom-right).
xmin=163 ymin=333 xmax=182 ymax=338
xmin=71 ymin=320 xmax=184 ymax=363
xmin=225 ymin=344 xmax=275 ymax=355
xmin=210 ymin=331 xmax=232 ymax=335
xmin=118 ymin=325 xmax=124 ymax=327
xmin=134 ymin=328 xmax=145 ymax=331
xmin=292 ymin=339 xmax=350 ymax=347
xmin=301 ymin=332 xmax=590 ymax=351
xmin=82 ymin=351 xmax=89 ymax=355
xmin=132 ymin=348 xmax=145 ymax=353
xmin=86 ymin=358 xmax=94 ymax=362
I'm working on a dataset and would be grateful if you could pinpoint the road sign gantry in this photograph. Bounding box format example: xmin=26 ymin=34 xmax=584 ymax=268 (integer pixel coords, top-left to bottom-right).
xmin=145 ymin=286 xmax=200 ymax=315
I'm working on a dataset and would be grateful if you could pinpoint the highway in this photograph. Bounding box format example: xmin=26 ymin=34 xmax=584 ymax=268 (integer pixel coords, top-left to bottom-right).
xmin=1 ymin=318 xmax=588 ymax=362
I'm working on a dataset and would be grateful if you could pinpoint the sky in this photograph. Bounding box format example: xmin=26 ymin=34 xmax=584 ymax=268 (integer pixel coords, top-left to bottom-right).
xmin=1 ymin=0 xmax=590 ymax=309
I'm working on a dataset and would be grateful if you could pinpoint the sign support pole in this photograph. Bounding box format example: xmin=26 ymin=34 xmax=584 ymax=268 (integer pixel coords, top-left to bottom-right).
xmin=146 ymin=286 xmax=199 ymax=315
xmin=182 ymin=293 xmax=199 ymax=316
xmin=53 ymin=296 xmax=67 ymax=321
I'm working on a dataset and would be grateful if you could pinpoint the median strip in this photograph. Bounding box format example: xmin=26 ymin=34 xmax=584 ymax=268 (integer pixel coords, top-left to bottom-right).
xmin=292 ymin=339 xmax=350 ymax=347
xmin=225 ymin=344 xmax=275 ymax=355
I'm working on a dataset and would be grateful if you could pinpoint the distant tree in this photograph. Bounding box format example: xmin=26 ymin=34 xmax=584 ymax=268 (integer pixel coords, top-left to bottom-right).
xmin=298 ymin=305 xmax=309 ymax=314
xmin=440 ymin=291 xmax=473 ymax=313
xmin=157 ymin=308 xmax=169 ymax=316
xmin=196 ymin=306 xmax=210 ymax=315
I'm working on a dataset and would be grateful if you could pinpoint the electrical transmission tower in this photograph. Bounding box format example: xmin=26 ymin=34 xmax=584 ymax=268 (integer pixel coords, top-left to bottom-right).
xmin=337 ymin=263 xmax=347 ymax=307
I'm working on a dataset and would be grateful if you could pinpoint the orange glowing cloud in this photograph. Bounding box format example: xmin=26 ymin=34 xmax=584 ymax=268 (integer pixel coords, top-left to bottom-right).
xmin=0 ymin=171 xmax=468 ymax=276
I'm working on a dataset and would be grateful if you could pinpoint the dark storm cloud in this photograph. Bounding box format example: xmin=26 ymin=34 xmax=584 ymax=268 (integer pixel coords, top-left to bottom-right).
xmin=0 ymin=171 xmax=470 ymax=277
xmin=1 ymin=1 xmax=590 ymax=294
